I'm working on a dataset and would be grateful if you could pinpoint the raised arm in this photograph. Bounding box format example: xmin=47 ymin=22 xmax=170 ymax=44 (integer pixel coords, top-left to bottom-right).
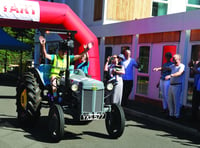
xmin=74 ymin=43 xmax=92 ymax=61
xmin=153 ymin=66 xmax=171 ymax=72
xmin=39 ymin=36 xmax=51 ymax=60
xmin=104 ymin=56 xmax=110 ymax=71
xmin=153 ymin=67 xmax=162 ymax=71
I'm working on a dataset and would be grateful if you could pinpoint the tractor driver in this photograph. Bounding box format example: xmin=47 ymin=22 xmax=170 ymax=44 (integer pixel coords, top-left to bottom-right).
xmin=39 ymin=36 xmax=90 ymax=98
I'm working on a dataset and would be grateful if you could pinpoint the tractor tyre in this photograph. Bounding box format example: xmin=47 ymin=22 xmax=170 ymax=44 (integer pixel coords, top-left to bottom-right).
xmin=16 ymin=72 xmax=41 ymax=126
xmin=105 ymin=104 xmax=125 ymax=139
xmin=48 ymin=104 xmax=65 ymax=142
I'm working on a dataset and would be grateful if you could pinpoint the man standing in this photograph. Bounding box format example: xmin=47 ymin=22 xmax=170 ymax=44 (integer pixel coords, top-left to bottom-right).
xmin=154 ymin=52 xmax=173 ymax=113
xmin=121 ymin=48 xmax=139 ymax=106
xmin=154 ymin=54 xmax=185 ymax=119
xmin=167 ymin=54 xmax=185 ymax=118
xmin=39 ymin=36 xmax=89 ymax=98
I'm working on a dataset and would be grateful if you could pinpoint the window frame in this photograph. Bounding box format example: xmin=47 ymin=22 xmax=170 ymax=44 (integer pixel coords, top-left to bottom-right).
xmin=186 ymin=43 xmax=200 ymax=104
xmin=187 ymin=0 xmax=200 ymax=5
xmin=93 ymin=0 xmax=103 ymax=21
xmin=186 ymin=0 xmax=200 ymax=11
xmin=135 ymin=44 xmax=151 ymax=96
xmin=152 ymin=0 xmax=169 ymax=16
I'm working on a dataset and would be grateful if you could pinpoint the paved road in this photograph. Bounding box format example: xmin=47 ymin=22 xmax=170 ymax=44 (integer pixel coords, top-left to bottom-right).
xmin=0 ymin=86 xmax=200 ymax=148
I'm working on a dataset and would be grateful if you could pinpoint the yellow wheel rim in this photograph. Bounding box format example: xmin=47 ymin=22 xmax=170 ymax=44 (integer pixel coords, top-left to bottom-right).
xmin=20 ymin=89 xmax=27 ymax=109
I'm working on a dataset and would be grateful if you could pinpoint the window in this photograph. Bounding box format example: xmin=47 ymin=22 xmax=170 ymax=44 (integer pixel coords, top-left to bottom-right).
xmin=121 ymin=46 xmax=130 ymax=54
xmin=136 ymin=76 xmax=149 ymax=95
xmin=152 ymin=0 xmax=168 ymax=16
xmin=188 ymin=0 xmax=200 ymax=5
xmin=138 ymin=46 xmax=150 ymax=73
xmin=104 ymin=47 xmax=112 ymax=81
xmin=186 ymin=6 xmax=200 ymax=11
xmin=104 ymin=47 xmax=112 ymax=64
xmin=136 ymin=46 xmax=150 ymax=95
xmin=189 ymin=45 xmax=200 ymax=78
xmin=187 ymin=0 xmax=200 ymax=11
xmin=162 ymin=45 xmax=176 ymax=64
xmin=94 ymin=0 xmax=103 ymax=21
xmin=187 ymin=81 xmax=193 ymax=104
xmin=187 ymin=45 xmax=200 ymax=104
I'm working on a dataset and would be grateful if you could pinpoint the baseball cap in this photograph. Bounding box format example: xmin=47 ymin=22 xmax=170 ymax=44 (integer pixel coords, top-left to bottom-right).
xmin=117 ymin=54 xmax=125 ymax=60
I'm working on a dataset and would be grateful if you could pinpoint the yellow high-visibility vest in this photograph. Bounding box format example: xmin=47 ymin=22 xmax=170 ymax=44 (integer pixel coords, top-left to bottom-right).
xmin=50 ymin=55 xmax=68 ymax=77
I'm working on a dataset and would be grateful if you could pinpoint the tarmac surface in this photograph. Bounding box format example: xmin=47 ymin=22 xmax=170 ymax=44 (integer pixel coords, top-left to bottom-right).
xmin=1 ymin=72 xmax=200 ymax=138
xmin=124 ymin=99 xmax=200 ymax=137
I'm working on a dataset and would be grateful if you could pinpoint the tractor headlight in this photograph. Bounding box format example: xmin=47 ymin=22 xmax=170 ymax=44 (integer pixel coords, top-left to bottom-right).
xmin=106 ymin=83 xmax=114 ymax=91
xmin=71 ymin=84 xmax=79 ymax=92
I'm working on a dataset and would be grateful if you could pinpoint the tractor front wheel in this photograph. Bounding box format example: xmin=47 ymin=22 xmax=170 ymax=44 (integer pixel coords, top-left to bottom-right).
xmin=105 ymin=104 xmax=125 ymax=139
xmin=48 ymin=104 xmax=65 ymax=142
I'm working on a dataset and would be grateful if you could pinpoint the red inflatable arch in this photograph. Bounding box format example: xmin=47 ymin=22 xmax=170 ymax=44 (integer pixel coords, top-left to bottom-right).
xmin=0 ymin=0 xmax=100 ymax=80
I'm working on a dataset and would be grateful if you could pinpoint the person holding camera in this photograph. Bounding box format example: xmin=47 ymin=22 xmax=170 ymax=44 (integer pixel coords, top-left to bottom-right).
xmin=39 ymin=36 xmax=90 ymax=98
xmin=104 ymin=55 xmax=125 ymax=105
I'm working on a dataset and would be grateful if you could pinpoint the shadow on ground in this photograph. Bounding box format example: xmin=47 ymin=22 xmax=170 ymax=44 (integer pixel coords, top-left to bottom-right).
xmin=0 ymin=114 xmax=111 ymax=143
xmin=124 ymin=100 xmax=200 ymax=147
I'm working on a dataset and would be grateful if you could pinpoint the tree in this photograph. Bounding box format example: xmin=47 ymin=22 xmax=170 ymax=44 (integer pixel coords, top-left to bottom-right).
xmin=0 ymin=27 xmax=35 ymax=73
xmin=3 ymin=27 xmax=35 ymax=45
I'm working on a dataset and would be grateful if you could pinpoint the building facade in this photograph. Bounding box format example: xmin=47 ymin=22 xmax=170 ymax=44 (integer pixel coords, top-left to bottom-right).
xmin=39 ymin=0 xmax=200 ymax=106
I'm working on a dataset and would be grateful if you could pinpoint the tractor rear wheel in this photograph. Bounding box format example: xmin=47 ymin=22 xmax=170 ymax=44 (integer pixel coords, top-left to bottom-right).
xmin=16 ymin=72 xmax=41 ymax=126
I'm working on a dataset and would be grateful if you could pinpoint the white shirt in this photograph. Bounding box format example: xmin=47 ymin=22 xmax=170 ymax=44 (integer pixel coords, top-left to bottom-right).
xmin=170 ymin=63 xmax=185 ymax=84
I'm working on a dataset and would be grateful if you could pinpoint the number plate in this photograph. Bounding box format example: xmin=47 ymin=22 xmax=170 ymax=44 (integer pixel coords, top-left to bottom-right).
xmin=80 ymin=113 xmax=105 ymax=121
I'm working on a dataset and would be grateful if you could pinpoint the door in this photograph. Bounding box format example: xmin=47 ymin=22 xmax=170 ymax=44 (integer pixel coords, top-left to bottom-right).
xmin=135 ymin=44 xmax=177 ymax=99
xmin=135 ymin=45 xmax=151 ymax=97
xmin=186 ymin=44 xmax=200 ymax=105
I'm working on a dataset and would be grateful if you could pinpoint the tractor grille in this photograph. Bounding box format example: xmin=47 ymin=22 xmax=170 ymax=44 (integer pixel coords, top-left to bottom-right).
xmin=82 ymin=89 xmax=104 ymax=113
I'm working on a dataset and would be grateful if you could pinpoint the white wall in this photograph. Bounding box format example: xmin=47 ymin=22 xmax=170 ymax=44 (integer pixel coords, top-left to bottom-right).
xmin=90 ymin=10 xmax=200 ymax=37
xmin=168 ymin=0 xmax=186 ymax=14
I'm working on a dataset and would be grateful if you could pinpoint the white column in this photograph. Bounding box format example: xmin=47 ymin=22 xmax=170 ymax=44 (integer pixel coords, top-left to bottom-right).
xmin=178 ymin=30 xmax=191 ymax=106
xmin=130 ymin=34 xmax=139 ymax=100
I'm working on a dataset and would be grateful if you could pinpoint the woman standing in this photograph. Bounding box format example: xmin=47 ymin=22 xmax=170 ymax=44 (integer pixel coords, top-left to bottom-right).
xmin=104 ymin=55 xmax=125 ymax=105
